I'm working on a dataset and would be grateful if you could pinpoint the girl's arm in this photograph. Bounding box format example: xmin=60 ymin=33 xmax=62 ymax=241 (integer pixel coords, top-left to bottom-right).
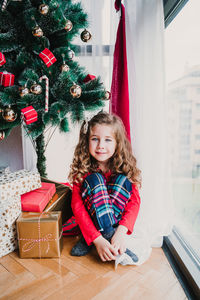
xmin=111 ymin=185 xmax=141 ymax=254
xmin=71 ymin=181 xmax=101 ymax=245
xmin=118 ymin=184 xmax=141 ymax=234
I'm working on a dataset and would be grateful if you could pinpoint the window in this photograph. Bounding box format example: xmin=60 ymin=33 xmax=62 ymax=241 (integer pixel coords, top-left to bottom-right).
xmin=165 ymin=0 xmax=200 ymax=297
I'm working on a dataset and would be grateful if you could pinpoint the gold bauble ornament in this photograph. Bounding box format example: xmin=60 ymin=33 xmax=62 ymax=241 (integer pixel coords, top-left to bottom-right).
xmin=104 ymin=91 xmax=111 ymax=100
xmin=64 ymin=20 xmax=73 ymax=32
xmin=2 ymin=107 xmax=17 ymax=122
xmin=30 ymin=84 xmax=42 ymax=95
xmin=39 ymin=4 xmax=49 ymax=15
xmin=80 ymin=29 xmax=92 ymax=42
xmin=19 ymin=86 xmax=29 ymax=97
xmin=0 ymin=130 xmax=5 ymax=141
xmin=32 ymin=26 xmax=43 ymax=37
xmin=70 ymin=84 xmax=82 ymax=98
xmin=61 ymin=63 xmax=70 ymax=72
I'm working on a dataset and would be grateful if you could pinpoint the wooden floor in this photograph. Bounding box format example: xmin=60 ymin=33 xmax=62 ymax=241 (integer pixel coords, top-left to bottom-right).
xmin=0 ymin=236 xmax=187 ymax=300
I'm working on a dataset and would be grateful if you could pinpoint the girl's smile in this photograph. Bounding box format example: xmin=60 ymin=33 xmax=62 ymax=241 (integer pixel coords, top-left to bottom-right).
xmin=89 ymin=124 xmax=116 ymax=172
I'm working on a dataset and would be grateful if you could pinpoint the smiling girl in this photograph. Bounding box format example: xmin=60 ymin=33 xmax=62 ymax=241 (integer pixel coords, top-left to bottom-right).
xmin=68 ymin=111 xmax=141 ymax=262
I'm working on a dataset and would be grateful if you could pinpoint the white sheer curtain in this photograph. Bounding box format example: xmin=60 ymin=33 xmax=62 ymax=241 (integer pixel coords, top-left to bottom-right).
xmin=120 ymin=0 xmax=173 ymax=264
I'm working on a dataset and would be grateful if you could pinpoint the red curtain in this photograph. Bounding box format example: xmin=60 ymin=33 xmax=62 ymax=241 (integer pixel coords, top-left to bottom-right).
xmin=110 ymin=0 xmax=131 ymax=141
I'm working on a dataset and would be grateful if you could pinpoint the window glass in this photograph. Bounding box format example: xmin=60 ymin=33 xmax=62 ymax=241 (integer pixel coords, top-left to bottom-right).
xmin=165 ymin=0 xmax=200 ymax=258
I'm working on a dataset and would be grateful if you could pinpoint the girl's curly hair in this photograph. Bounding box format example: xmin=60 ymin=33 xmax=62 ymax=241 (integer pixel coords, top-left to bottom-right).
xmin=68 ymin=111 xmax=141 ymax=188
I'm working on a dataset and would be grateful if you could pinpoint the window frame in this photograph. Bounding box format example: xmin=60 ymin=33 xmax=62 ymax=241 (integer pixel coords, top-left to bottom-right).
xmin=163 ymin=1 xmax=200 ymax=299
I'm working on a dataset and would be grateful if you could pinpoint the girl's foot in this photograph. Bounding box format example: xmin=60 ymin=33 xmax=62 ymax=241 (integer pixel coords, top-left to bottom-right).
xmin=70 ymin=236 xmax=92 ymax=256
xmin=102 ymin=229 xmax=139 ymax=262
xmin=125 ymin=248 xmax=138 ymax=262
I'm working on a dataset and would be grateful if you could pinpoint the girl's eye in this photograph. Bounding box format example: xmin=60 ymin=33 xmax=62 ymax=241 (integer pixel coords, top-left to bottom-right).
xmin=91 ymin=137 xmax=98 ymax=141
xmin=105 ymin=139 xmax=112 ymax=142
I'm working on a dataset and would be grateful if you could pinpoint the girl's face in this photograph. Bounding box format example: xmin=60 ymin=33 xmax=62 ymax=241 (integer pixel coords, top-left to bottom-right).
xmin=89 ymin=124 xmax=116 ymax=172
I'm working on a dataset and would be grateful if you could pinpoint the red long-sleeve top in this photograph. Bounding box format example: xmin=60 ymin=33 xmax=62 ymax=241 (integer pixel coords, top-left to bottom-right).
xmin=71 ymin=171 xmax=141 ymax=245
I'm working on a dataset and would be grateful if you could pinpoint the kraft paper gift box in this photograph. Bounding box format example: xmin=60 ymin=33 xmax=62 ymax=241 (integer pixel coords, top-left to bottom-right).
xmin=42 ymin=177 xmax=72 ymax=225
xmin=0 ymin=169 xmax=41 ymax=200
xmin=21 ymin=182 xmax=56 ymax=212
xmin=17 ymin=211 xmax=63 ymax=258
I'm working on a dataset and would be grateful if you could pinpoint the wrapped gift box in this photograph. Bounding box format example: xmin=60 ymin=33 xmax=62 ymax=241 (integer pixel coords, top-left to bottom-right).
xmin=0 ymin=71 xmax=15 ymax=87
xmin=0 ymin=195 xmax=21 ymax=227
xmin=21 ymin=182 xmax=56 ymax=212
xmin=0 ymin=169 xmax=41 ymax=200
xmin=43 ymin=178 xmax=72 ymax=225
xmin=21 ymin=106 xmax=38 ymax=125
xmin=83 ymin=74 xmax=96 ymax=83
xmin=0 ymin=52 xmax=6 ymax=66
xmin=39 ymin=48 xmax=57 ymax=68
xmin=0 ymin=166 xmax=10 ymax=177
xmin=0 ymin=224 xmax=18 ymax=258
xmin=0 ymin=196 xmax=21 ymax=257
xmin=17 ymin=211 xmax=62 ymax=258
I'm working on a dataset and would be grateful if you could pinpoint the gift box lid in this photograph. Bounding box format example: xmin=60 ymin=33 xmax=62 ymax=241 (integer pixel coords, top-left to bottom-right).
xmin=0 ymin=169 xmax=41 ymax=199
xmin=17 ymin=211 xmax=61 ymax=222
xmin=21 ymin=182 xmax=56 ymax=212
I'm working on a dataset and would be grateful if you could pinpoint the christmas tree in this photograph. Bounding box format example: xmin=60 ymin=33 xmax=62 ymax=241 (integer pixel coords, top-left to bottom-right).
xmin=0 ymin=0 xmax=107 ymax=176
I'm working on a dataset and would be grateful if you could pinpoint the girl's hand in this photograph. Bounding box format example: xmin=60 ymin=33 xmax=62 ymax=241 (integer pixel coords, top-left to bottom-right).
xmin=93 ymin=235 xmax=118 ymax=262
xmin=111 ymin=225 xmax=128 ymax=255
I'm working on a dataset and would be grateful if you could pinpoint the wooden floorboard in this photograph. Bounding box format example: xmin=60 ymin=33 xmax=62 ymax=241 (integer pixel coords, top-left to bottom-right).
xmin=0 ymin=236 xmax=187 ymax=300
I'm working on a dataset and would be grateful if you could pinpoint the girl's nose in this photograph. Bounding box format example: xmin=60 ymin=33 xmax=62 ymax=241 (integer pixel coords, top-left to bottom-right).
xmin=98 ymin=139 xmax=105 ymax=149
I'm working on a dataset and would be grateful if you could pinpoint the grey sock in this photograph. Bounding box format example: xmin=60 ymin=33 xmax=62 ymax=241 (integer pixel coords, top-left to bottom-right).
xmin=125 ymin=248 xmax=139 ymax=262
xmin=70 ymin=236 xmax=92 ymax=256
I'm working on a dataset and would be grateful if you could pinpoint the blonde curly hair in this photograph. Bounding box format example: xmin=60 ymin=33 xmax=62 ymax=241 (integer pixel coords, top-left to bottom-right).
xmin=68 ymin=111 xmax=141 ymax=187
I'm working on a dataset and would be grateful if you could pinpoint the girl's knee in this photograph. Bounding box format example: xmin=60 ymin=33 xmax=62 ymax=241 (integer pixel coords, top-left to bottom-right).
xmin=83 ymin=172 xmax=105 ymax=189
xmin=110 ymin=174 xmax=132 ymax=193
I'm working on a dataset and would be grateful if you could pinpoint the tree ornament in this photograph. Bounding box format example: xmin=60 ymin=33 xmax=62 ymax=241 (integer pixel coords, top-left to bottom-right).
xmin=83 ymin=74 xmax=96 ymax=83
xmin=32 ymin=26 xmax=43 ymax=37
xmin=64 ymin=20 xmax=73 ymax=32
xmin=2 ymin=107 xmax=17 ymax=122
xmin=67 ymin=49 xmax=75 ymax=60
xmin=1 ymin=0 xmax=8 ymax=11
xmin=21 ymin=106 xmax=38 ymax=125
xmin=70 ymin=84 xmax=82 ymax=98
xmin=30 ymin=84 xmax=42 ymax=95
xmin=80 ymin=29 xmax=92 ymax=42
xmin=0 ymin=130 xmax=5 ymax=141
xmin=0 ymin=52 xmax=6 ymax=67
xmin=19 ymin=86 xmax=29 ymax=97
xmin=104 ymin=91 xmax=111 ymax=100
xmin=39 ymin=48 xmax=57 ymax=67
xmin=39 ymin=4 xmax=49 ymax=15
xmin=61 ymin=63 xmax=69 ymax=72
xmin=0 ymin=71 xmax=15 ymax=87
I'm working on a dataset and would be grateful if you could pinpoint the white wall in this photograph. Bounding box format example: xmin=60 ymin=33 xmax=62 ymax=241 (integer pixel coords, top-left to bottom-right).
xmin=0 ymin=126 xmax=23 ymax=172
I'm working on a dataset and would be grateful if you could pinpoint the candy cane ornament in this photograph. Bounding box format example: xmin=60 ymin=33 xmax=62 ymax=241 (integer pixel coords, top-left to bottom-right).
xmin=39 ymin=75 xmax=49 ymax=112
xmin=1 ymin=0 xmax=8 ymax=11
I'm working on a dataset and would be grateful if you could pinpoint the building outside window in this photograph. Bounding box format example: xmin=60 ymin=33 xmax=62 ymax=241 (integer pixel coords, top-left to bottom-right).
xmin=165 ymin=0 xmax=200 ymax=275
